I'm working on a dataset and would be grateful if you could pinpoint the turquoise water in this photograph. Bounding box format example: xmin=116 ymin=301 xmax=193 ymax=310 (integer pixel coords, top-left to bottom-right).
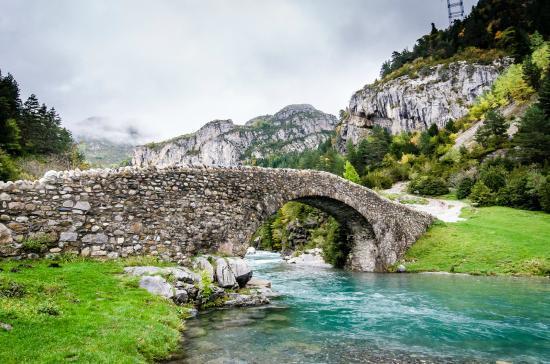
xmin=180 ymin=252 xmax=550 ymax=363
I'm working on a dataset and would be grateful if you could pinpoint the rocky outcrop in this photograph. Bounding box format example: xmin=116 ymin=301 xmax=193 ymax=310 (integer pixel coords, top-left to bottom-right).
xmin=337 ymin=59 xmax=510 ymax=151
xmin=132 ymin=104 xmax=338 ymax=167
xmin=124 ymin=257 xmax=272 ymax=308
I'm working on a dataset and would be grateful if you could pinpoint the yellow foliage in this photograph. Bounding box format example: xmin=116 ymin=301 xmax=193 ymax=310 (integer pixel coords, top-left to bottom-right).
xmin=532 ymin=42 xmax=550 ymax=72
xmin=410 ymin=132 xmax=421 ymax=146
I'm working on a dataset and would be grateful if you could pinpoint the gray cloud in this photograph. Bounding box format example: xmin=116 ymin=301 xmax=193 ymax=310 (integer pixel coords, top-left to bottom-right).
xmin=0 ymin=0 xmax=477 ymax=143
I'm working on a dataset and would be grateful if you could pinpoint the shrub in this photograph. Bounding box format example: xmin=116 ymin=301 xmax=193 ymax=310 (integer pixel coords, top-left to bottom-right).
xmin=21 ymin=234 xmax=57 ymax=253
xmin=37 ymin=301 xmax=61 ymax=316
xmin=0 ymin=149 xmax=19 ymax=181
xmin=456 ymin=177 xmax=475 ymax=199
xmin=480 ymin=166 xmax=507 ymax=192
xmin=408 ymin=176 xmax=449 ymax=196
xmin=539 ymin=177 xmax=550 ymax=213
xmin=362 ymin=171 xmax=393 ymax=189
xmin=469 ymin=181 xmax=494 ymax=206
xmin=342 ymin=161 xmax=361 ymax=184
xmin=0 ymin=278 xmax=26 ymax=298
xmin=496 ymin=168 xmax=543 ymax=210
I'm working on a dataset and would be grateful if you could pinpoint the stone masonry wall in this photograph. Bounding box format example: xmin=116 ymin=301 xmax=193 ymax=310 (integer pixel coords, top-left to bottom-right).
xmin=0 ymin=166 xmax=433 ymax=271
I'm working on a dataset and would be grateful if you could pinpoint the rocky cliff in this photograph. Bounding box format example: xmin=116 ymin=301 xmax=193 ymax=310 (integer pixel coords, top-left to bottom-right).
xmin=336 ymin=59 xmax=510 ymax=151
xmin=132 ymin=104 xmax=338 ymax=167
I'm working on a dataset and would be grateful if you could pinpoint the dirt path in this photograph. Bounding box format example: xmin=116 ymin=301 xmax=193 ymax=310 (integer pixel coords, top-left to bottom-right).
xmin=381 ymin=182 xmax=467 ymax=223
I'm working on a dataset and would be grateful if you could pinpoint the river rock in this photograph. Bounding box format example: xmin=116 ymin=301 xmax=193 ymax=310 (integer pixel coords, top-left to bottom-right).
xmin=173 ymin=289 xmax=189 ymax=305
xmin=215 ymin=258 xmax=238 ymax=288
xmin=247 ymin=277 xmax=271 ymax=288
xmin=396 ymin=264 xmax=406 ymax=273
xmin=246 ymin=246 xmax=256 ymax=255
xmin=224 ymin=292 xmax=270 ymax=307
xmin=162 ymin=267 xmax=199 ymax=283
xmin=286 ymin=248 xmax=331 ymax=268
xmin=139 ymin=275 xmax=173 ymax=298
xmin=192 ymin=256 xmax=214 ymax=281
xmin=227 ymin=257 xmax=252 ymax=288
xmin=0 ymin=322 xmax=12 ymax=331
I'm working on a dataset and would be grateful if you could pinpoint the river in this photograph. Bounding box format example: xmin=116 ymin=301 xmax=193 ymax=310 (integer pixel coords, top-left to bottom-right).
xmin=179 ymin=251 xmax=549 ymax=363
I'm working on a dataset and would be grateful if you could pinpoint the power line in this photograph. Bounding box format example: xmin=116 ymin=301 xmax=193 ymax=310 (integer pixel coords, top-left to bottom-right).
xmin=447 ymin=0 xmax=465 ymax=25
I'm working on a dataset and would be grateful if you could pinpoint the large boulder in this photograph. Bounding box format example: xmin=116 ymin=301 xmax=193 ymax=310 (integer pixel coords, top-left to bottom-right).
xmin=162 ymin=267 xmax=199 ymax=283
xmin=227 ymin=258 xmax=252 ymax=288
xmin=192 ymin=256 xmax=214 ymax=281
xmin=139 ymin=275 xmax=173 ymax=298
xmin=215 ymin=258 xmax=237 ymax=288
xmin=123 ymin=266 xmax=163 ymax=276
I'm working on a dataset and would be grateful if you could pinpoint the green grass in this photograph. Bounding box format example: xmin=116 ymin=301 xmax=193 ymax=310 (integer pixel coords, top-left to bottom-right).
xmin=404 ymin=207 xmax=550 ymax=276
xmin=0 ymin=258 xmax=184 ymax=363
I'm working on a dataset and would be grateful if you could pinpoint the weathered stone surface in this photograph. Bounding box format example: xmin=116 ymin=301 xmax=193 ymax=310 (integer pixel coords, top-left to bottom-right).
xmin=227 ymin=257 xmax=252 ymax=288
xmin=59 ymin=232 xmax=78 ymax=242
xmin=162 ymin=267 xmax=199 ymax=283
xmin=192 ymin=256 xmax=215 ymax=281
xmin=0 ymin=223 xmax=12 ymax=245
xmin=124 ymin=266 xmax=163 ymax=276
xmin=337 ymin=59 xmax=510 ymax=151
xmin=173 ymin=290 xmax=189 ymax=305
xmin=73 ymin=201 xmax=91 ymax=211
xmin=139 ymin=276 xmax=173 ymax=298
xmin=0 ymin=322 xmax=13 ymax=331
xmin=0 ymin=223 xmax=14 ymax=256
xmin=215 ymin=258 xmax=237 ymax=288
xmin=247 ymin=277 xmax=271 ymax=289
xmin=0 ymin=166 xmax=433 ymax=271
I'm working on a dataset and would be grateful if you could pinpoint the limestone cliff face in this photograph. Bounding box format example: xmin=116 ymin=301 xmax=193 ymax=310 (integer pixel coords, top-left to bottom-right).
xmin=132 ymin=104 xmax=338 ymax=167
xmin=336 ymin=59 xmax=510 ymax=151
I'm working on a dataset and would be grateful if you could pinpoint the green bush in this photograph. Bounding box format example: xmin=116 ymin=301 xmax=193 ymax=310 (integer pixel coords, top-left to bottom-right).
xmin=0 ymin=278 xmax=26 ymax=298
xmin=539 ymin=176 xmax=550 ymax=213
xmin=496 ymin=168 xmax=543 ymax=209
xmin=408 ymin=176 xmax=449 ymax=196
xmin=362 ymin=171 xmax=393 ymax=189
xmin=21 ymin=234 xmax=56 ymax=253
xmin=37 ymin=301 xmax=61 ymax=316
xmin=480 ymin=166 xmax=507 ymax=192
xmin=456 ymin=177 xmax=475 ymax=199
xmin=0 ymin=149 xmax=19 ymax=181
xmin=342 ymin=160 xmax=361 ymax=184
xmin=469 ymin=181 xmax=494 ymax=206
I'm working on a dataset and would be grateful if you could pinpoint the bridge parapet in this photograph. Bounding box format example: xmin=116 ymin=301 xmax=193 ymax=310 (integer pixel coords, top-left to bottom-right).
xmin=0 ymin=166 xmax=433 ymax=271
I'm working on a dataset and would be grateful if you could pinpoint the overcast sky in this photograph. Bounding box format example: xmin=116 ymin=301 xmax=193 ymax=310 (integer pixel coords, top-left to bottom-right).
xmin=0 ymin=0 xmax=477 ymax=143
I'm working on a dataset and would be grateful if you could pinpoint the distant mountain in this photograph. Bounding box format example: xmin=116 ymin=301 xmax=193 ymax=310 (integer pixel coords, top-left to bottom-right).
xmin=132 ymin=104 xmax=338 ymax=167
xmin=76 ymin=137 xmax=134 ymax=167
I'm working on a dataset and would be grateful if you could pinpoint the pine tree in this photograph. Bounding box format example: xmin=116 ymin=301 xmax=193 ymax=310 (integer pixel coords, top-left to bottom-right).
xmin=343 ymin=161 xmax=361 ymax=185
xmin=522 ymin=57 xmax=541 ymax=90
xmin=475 ymin=109 xmax=508 ymax=149
xmin=512 ymin=105 xmax=550 ymax=163
xmin=539 ymin=70 xmax=550 ymax=118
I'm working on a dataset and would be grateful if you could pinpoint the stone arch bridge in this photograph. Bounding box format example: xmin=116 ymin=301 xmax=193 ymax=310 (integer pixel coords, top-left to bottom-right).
xmin=0 ymin=166 xmax=433 ymax=272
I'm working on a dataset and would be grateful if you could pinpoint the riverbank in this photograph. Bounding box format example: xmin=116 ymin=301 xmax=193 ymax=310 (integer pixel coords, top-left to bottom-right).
xmin=0 ymin=255 xmax=274 ymax=363
xmin=402 ymin=206 xmax=550 ymax=276
xmin=0 ymin=257 xmax=184 ymax=363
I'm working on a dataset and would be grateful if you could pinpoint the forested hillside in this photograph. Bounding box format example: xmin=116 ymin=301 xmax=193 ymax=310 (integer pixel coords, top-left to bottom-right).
xmin=252 ymin=0 xmax=550 ymax=258
xmin=0 ymin=71 xmax=84 ymax=180
xmin=380 ymin=0 xmax=549 ymax=78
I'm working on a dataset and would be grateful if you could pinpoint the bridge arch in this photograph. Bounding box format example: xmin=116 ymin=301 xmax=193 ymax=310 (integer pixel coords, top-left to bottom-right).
xmin=0 ymin=166 xmax=433 ymax=272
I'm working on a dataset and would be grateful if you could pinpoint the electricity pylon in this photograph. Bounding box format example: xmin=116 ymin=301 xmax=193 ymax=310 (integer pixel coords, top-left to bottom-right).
xmin=447 ymin=0 xmax=464 ymax=25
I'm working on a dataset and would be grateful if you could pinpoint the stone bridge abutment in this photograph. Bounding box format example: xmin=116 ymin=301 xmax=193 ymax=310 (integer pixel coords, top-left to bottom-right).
xmin=0 ymin=166 xmax=433 ymax=272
